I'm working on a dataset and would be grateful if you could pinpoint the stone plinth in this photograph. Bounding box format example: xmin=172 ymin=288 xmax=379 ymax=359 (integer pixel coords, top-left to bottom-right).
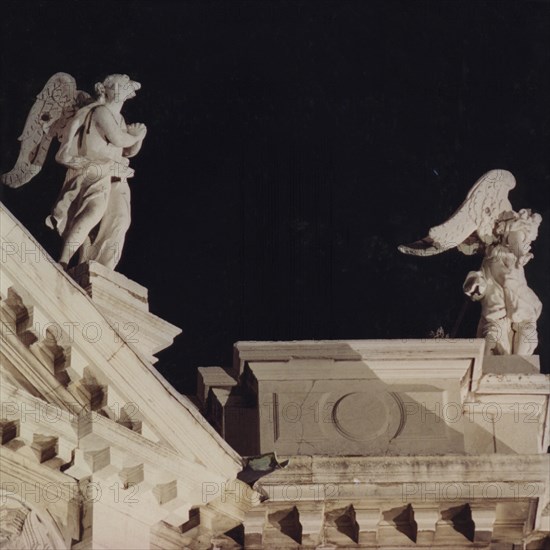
xmin=69 ymin=261 xmax=181 ymax=363
xmin=200 ymin=340 xmax=550 ymax=458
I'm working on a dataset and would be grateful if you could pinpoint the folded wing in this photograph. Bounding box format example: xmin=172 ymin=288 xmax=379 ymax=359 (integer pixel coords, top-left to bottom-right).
xmin=1 ymin=73 xmax=81 ymax=188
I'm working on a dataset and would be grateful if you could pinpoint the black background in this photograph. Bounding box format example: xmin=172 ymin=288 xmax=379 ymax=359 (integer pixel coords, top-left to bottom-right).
xmin=1 ymin=0 xmax=549 ymax=393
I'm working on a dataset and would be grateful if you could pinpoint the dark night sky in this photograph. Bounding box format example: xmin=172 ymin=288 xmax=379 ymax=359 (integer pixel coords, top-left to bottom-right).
xmin=1 ymin=0 xmax=549 ymax=393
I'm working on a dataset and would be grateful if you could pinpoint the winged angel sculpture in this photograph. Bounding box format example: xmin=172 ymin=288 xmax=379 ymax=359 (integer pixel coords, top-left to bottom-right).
xmin=399 ymin=170 xmax=542 ymax=355
xmin=1 ymin=72 xmax=146 ymax=270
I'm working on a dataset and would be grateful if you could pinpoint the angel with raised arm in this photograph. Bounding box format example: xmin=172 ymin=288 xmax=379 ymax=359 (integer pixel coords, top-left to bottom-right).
xmin=2 ymin=73 xmax=146 ymax=270
xmin=399 ymin=169 xmax=543 ymax=355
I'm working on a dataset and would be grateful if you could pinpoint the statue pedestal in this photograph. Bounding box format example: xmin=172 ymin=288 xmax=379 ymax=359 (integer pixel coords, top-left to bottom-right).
xmin=69 ymin=261 xmax=181 ymax=363
xmin=201 ymin=340 xmax=550 ymax=458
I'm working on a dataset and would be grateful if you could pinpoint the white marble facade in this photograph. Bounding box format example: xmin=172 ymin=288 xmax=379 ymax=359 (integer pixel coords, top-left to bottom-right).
xmin=1 ymin=201 xmax=549 ymax=548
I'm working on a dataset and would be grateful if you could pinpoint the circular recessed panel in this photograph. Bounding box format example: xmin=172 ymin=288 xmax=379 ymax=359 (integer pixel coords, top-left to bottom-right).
xmin=332 ymin=391 xmax=390 ymax=442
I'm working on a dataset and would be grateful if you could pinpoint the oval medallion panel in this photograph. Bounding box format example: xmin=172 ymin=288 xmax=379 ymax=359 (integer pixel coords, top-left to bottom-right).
xmin=331 ymin=390 xmax=405 ymax=444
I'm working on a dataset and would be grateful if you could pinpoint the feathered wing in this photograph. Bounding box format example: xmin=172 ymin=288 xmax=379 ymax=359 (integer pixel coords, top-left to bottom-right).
xmin=1 ymin=73 xmax=82 ymax=188
xmin=398 ymin=169 xmax=516 ymax=256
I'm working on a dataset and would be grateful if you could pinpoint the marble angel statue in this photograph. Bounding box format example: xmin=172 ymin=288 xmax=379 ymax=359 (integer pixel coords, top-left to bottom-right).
xmin=1 ymin=72 xmax=147 ymax=270
xmin=399 ymin=169 xmax=542 ymax=355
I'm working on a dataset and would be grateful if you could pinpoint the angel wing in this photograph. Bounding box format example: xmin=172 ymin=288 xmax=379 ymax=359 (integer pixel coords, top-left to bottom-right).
xmin=1 ymin=73 xmax=90 ymax=188
xmin=398 ymin=169 xmax=516 ymax=256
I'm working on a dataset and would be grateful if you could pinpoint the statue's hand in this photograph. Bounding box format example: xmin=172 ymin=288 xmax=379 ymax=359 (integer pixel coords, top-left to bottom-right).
xmin=463 ymin=271 xmax=487 ymax=301
xmin=118 ymin=162 xmax=135 ymax=179
xmin=518 ymin=252 xmax=534 ymax=267
xmin=127 ymin=123 xmax=147 ymax=138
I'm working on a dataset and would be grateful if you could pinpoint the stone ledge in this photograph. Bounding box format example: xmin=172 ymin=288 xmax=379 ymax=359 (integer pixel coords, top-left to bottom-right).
xmin=69 ymin=260 xmax=181 ymax=363
xmin=482 ymin=354 xmax=541 ymax=374
xmin=70 ymin=260 xmax=148 ymax=310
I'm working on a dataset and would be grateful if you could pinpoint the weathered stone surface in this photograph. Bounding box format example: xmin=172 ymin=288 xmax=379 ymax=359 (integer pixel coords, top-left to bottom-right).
xmin=0 ymin=203 xmax=246 ymax=549
xmin=69 ymin=260 xmax=181 ymax=364
xmin=198 ymin=340 xmax=550 ymax=547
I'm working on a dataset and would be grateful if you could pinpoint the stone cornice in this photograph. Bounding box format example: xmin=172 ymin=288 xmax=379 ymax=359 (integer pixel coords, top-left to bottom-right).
xmin=257 ymin=454 xmax=550 ymax=484
xmin=234 ymin=339 xmax=485 ymax=389
xmin=0 ymin=202 xmax=243 ymax=479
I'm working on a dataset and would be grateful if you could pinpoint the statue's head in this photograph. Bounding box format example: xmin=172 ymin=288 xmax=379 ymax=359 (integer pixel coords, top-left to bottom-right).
xmin=94 ymin=74 xmax=141 ymax=104
xmin=496 ymin=209 xmax=542 ymax=258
